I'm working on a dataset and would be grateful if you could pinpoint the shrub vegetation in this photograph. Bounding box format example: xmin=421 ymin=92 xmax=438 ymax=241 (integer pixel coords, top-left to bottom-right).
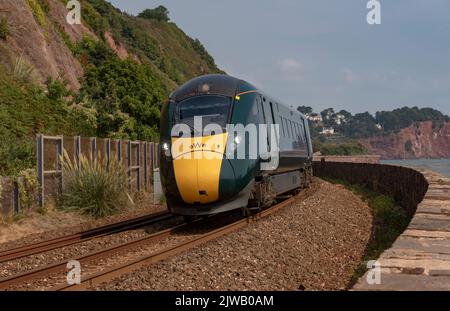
xmin=59 ymin=152 xmax=132 ymax=218
xmin=138 ymin=6 xmax=170 ymax=22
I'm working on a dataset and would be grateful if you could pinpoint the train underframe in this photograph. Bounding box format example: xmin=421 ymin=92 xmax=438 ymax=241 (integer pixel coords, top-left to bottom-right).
xmin=171 ymin=164 xmax=313 ymax=220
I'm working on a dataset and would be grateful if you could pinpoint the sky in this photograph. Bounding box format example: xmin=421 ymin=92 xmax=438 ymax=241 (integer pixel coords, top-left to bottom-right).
xmin=108 ymin=0 xmax=450 ymax=116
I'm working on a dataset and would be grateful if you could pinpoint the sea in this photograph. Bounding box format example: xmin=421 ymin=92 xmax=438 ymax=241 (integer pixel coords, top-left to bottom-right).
xmin=381 ymin=159 xmax=450 ymax=179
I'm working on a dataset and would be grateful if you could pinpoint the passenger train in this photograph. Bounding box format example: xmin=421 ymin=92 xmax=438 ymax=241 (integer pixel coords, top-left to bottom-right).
xmin=160 ymin=74 xmax=313 ymax=217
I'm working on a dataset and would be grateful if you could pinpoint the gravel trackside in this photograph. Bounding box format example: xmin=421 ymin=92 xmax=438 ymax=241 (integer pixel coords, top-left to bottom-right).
xmin=96 ymin=178 xmax=373 ymax=291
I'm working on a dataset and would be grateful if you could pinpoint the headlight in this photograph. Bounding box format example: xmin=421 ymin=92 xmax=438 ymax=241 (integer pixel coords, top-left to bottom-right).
xmin=234 ymin=136 xmax=242 ymax=145
xmin=162 ymin=142 xmax=171 ymax=157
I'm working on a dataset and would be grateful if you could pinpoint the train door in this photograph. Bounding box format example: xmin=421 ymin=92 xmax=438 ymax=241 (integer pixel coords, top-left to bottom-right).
xmin=301 ymin=118 xmax=312 ymax=158
xmin=261 ymin=98 xmax=279 ymax=160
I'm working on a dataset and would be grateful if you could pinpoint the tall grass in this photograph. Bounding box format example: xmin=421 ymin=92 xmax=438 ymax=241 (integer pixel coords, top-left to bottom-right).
xmin=59 ymin=152 xmax=133 ymax=218
xmin=13 ymin=56 xmax=37 ymax=84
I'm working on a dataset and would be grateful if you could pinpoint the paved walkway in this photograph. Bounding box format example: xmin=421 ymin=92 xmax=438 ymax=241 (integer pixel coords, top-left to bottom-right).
xmin=354 ymin=170 xmax=450 ymax=290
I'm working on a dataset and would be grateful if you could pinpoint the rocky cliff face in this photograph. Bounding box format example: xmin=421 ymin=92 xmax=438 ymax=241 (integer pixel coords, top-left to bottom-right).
xmin=0 ymin=0 xmax=221 ymax=91
xmin=0 ymin=0 xmax=94 ymax=90
xmin=360 ymin=121 xmax=450 ymax=159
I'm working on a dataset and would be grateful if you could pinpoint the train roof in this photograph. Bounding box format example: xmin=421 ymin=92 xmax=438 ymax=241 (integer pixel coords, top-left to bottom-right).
xmin=170 ymin=74 xmax=306 ymax=120
xmin=170 ymin=74 xmax=256 ymax=102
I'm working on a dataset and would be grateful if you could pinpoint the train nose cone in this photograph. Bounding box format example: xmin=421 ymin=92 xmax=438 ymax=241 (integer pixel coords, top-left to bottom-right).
xmin=171 ymin=134 xmax=228 ymax=205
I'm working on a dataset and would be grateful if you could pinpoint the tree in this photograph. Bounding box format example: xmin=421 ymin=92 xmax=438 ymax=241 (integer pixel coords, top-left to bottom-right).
xmin=337 ymin=109 xmax=352 ymax=119
xmin=0 ymin=17 xmax=9 ymax=40
xmin=297 ymin=106 xmax=313 ymax=115
xmin=342 ymin=112 xmax=378 ymax=138
xmin=375 ymin=106 xmax=449 ymax=133
xmin=321 ymin=108 xmax=336 ymax=127
xmin=138 ymin=6 xmax=170 ymax=22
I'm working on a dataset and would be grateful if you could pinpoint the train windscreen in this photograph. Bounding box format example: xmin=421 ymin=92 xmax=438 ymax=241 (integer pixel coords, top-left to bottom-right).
xmin=176 ymin=95 xmax=232 ymax=130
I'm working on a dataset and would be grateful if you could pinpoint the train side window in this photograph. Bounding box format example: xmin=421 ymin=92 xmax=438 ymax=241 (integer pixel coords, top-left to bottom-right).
xmin=284 ymin=118 xmax=289 ymax=138
xmin=280 ymin=117 xmax=285 ymax=137
xmin=289 ymin=120 xmax=293 ymax=138
xmin=300 ymin=122 xmax=306 ymax=144
xmin=249 ymin=96 xmax=264 ymax=125
xmin=289 ymin=120 xmax=294 ymax=139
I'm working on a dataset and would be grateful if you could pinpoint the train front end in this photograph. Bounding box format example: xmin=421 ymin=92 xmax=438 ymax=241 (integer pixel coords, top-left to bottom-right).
xmin=159 ymin=75 xmax=257 ymax=216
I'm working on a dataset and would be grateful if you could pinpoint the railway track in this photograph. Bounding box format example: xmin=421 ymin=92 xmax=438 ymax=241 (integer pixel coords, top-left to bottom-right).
xmin=0 ymin=210 xmax=173 ymax=263
xmin=0 ymin=193 xmax=302 ymax=291
xmin=57 ymin=195 xmax=300 ymax=291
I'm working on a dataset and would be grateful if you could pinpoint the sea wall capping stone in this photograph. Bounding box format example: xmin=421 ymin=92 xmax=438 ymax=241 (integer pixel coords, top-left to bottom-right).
xmin=313 ymin=155 xmax=381 ymax=164
xmin=313 ymin=161 xmax=450 ymax=290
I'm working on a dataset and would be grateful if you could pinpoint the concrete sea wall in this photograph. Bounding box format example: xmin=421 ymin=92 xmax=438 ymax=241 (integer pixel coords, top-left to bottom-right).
xmin=313 ymin=161 xmax=450 ymax=290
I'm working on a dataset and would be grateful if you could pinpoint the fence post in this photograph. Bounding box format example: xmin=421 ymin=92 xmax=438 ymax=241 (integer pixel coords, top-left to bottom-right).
xmin=106 ymin=139 xmax=111 ymax=163
xmin=144 ymin=142 xmax=148 ymax=191
xmin=13 ymin=179 xmax=21 ymax=215
xmin=137 ymin=142 xmax=141 ymax=192
xmin=74 ymin=136 xmax=81 ymax=166
xmin=90 ymin=137 xmax=97 ymax=162
xmin=57 ymin=136 xmax=64 ymax=194
xmin=127 ymin=140 xmax=132 ymax=191
xmin=36 ymin=134 xmax=44 ymax=207
xmin=154 ymin=143 xmax=160 ymax=169
xmin=117 ymin=140 xmax=122 ymax=162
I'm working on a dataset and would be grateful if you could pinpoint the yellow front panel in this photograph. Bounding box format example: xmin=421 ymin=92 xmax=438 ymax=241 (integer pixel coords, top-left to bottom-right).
xmin=171 ymin=134 xmax=228 ymax=204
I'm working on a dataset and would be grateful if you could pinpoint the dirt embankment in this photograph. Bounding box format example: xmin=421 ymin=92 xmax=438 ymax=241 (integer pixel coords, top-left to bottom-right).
xmin=361 ymin=121 xmax=450 ymax=160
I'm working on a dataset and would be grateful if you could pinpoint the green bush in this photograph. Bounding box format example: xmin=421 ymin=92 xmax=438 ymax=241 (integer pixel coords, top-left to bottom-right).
xmin=318 ymin=142 xmax=368 ymax=156
xmin=0 ymin=17 xmax=9 ymax=40
xmin=60 ymin=152 xmax=132 ymax=218
xmin=0 ymin=136 xmax=35 ymax=176
xmin=76 ymin=36 xmax=166 ymax=141
xmin=138 ymin=6 xmax=170 ymax=22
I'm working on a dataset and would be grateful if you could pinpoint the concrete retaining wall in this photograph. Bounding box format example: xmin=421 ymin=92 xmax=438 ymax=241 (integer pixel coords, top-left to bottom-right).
xmin=313 ymin=161 xmax=450 ymax=290
xmin=313 ymin=161 xmax=428 ymax=216
xmin=0 ymin=177 xmax=20 ymax=221
xmin=313 ymin=155 xmax=381 ymax=164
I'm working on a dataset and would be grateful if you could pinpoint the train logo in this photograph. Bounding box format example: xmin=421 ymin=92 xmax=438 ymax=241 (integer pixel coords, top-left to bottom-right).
xmin=190 ymin=142 xmax=207 ymax=150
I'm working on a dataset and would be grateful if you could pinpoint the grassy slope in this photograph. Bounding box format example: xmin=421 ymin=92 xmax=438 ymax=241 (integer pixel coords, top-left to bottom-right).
xmin=79 ymin=0 xmax=223 ymax=85
xmin=0 ymin=66 xmax=88 ymax=175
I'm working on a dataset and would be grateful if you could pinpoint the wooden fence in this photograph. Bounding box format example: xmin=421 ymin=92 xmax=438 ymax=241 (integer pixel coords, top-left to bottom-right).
xmin=36 ymin=135 xmax=160 ymax=207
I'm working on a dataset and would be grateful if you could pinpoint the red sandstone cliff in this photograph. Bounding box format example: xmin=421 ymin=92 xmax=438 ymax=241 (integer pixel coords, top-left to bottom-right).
xmin=360 ymin=121 xmax=450 ymax=160
xmin=0 ymin=1 xmax=134 ymax=90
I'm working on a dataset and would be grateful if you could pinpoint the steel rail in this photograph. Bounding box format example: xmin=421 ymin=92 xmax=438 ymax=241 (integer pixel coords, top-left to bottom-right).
xmin=0 ymin=210 xmax=173 ymax=263
xmin=0 ymin=219 xmax=192 ymax=290
xmin=56 ymin=194 xmax=301 ymax=291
